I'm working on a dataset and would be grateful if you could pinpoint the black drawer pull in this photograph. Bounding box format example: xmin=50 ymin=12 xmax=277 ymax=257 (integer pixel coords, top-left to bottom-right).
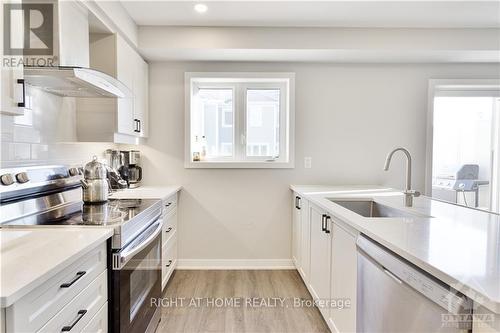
xmin=325 ymin=216 xmax=331 ymax=234
xmin=166 ymin=260 xmax=172 ymax=267
xmin=61 ymin=309 xmax=87 ymax=332
xmin=60 ymin=271 xmax=86 ymax=288
xmin=295 ymin=196 xmax=301 ymax=209
xmin=165 ymin=227 xmax=172 ymax=233
xmin=165 ymin=202 xmax=172 ymax=207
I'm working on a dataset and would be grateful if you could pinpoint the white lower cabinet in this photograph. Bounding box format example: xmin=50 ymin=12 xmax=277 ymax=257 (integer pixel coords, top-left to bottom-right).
xmin=38 ymin=270 xmax=107 ymax=333
xmin=329 ymin=221 xmax=358 ymax=333
xmin=82 ymin=302 xmax=108 ymax=333
xmin=292 ymin=193 xmax=310 ymax=283
xmin=308 ymin=203 xmax=332 ymax=319
xmin=161 ymin=193 xmax=179 ymax=290
xmin=292 ymin=193 xmax=358 ymax=333
xmin=292 ymin=194 xmax=302 ymax=267
xmin=299 ymin=197 xmax=310 ymax=282
xmin=6 ymin=242 xmax=108 ymax=333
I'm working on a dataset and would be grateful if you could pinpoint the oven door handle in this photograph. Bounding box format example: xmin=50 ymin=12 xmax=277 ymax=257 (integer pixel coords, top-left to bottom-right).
xmin=113 ymin=219 xmax=162 ymax=269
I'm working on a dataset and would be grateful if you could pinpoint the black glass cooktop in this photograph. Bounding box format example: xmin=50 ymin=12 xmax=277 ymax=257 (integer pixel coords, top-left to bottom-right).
xmin=2 ymin=199 xmax=160 ymax=226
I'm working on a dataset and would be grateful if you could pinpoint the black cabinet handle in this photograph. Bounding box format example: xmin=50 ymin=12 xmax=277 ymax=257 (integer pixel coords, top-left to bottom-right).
xmin=325 ymin=216 xmax=331 ymax=234
xmin=165 ymin=227 xmax=172 ymax=233
xmin=61 ymin=309 xmax=87 ymax=331
xmin=135 ymin=119 xmax=140 ymax=132
xmin=17 ymin=79 xmax=25 ymax=107
xmin=165 ymin=202 xmax=172 ymax=207
xmin=295 ymin=196 xmax=301 ymax=210
xmin=60 ymin=271 xmax=86 ymax=288
xmin=166 ymin=260 xmax=172 ymax=267
xmin=321 ymin=214 xmax=327 ymax=232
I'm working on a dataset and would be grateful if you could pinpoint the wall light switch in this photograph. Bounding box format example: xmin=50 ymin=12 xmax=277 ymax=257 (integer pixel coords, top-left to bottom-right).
xmin=304 ymin=157 xmax=312 ymax=169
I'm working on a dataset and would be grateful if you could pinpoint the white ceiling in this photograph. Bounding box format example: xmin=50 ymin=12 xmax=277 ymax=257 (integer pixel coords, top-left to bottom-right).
xmin=120 ymin=1 xmax=500 ymax=28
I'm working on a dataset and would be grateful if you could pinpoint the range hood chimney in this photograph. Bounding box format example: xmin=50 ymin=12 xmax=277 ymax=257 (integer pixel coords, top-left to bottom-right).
xmin=23 ymin=0 xmax=129 ymax=98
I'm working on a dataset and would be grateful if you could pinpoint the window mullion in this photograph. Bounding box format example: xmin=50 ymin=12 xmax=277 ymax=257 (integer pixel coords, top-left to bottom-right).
xmin=235 ymin=83 xmax=246 ymax=161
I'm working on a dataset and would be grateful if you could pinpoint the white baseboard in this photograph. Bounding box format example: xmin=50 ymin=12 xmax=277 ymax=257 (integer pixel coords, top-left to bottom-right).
xmin=176 ymin=259 xmax=295 ymax=270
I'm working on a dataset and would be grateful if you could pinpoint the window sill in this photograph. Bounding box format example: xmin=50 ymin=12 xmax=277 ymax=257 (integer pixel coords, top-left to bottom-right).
xmin=184 ymin=160 xmax=294 ymax=169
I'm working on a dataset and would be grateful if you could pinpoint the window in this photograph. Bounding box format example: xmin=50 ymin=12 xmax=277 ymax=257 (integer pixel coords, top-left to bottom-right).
xmin=185 ymin=73 xmax=295 ymax=168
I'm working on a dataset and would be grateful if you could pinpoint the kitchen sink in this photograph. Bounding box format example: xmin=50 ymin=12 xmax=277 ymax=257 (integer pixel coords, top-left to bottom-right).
xmin=328 ymin=200 xmax=426 ymax=218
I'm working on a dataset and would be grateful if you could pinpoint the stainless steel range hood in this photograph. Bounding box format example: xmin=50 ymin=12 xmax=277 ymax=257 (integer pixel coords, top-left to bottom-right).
xmin=24 ymin=66 xmax=131 ymax=98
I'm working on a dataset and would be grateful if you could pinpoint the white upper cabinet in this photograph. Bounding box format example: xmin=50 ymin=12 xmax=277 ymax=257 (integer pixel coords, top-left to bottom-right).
xmin=1 ymin=65 xmax=25 ymax=116
xmin=1 ymin=0 xmax=25 ymax=116
xmin=77 ymin=34 xmax=149 ymax=142
xmin=115 ymin=35 xmax=149 ymax=138
xmin=116 ymin=35 xmax=136 ymax=136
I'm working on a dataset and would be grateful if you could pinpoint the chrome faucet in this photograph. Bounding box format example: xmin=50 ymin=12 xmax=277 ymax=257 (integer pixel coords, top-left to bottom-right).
xmin=383 ymin=147 xmax=420 ymax=207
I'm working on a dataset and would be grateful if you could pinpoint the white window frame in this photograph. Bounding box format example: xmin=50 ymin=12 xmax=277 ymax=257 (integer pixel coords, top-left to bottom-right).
xmin=185 ymin=72 xmax=295 ymax=169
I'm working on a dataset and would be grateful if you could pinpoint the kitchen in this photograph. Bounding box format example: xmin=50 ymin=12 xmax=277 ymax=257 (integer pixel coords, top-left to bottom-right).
xmin=1 ymin=1 xmax=499 ymax=333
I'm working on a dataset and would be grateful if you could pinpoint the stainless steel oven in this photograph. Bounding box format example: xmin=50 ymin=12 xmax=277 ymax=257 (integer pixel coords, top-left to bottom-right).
xmin=111 ymin=218 xmax=163 ymax=333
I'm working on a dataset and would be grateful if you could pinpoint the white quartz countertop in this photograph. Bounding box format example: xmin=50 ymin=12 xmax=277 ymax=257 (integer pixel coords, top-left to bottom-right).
xmin=109 ymin=185 xmax=181 ymax=201
xmin=0 ymin=228 xmax=113 ymax=307
xmin=291 ymin=185 xmax=500 ymax=314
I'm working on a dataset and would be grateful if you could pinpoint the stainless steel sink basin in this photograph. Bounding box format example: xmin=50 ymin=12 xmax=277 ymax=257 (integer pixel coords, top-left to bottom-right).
xmin=329 ymin=200 xmax=424 ymax=218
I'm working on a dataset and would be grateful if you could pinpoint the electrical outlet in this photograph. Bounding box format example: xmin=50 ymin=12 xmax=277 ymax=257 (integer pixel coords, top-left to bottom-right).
xmin=304 ymin=157 xmax=312 ymax=169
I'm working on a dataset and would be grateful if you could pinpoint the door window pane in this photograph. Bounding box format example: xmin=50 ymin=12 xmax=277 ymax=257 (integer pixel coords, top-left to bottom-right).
xmin=246 ymin=89 xmax=280 ymax=157
xmin=431 ymin=96 xmax=499 ymax=212
xmin=197 ymin=89 xmax=234 ymax=158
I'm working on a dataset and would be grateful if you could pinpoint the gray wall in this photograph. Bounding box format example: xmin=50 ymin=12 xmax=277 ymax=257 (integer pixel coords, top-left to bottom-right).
xmin=138 ymin=61 xmax=499 ymax=261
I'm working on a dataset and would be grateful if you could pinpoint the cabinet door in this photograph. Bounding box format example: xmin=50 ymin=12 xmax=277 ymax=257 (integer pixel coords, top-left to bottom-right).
xmin=309 ymin=204 xmax=332 ymax=318
xmin=116 ymin=36 xmax=135 ymax=136
xmin=329 ymin=222 xmax=358 ymax=333
xmin=299 ymin=198 xmax=310 ymax=283
xmin=0 ymin=1 xmax=25 ymax=116
xmin=134 ymin=55 xmax=148 ymax=138
xmin=292 ymin=194 xmax=301 ymax=267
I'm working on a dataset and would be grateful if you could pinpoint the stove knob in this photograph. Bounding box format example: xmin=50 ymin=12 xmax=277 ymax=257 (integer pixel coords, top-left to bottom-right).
xmin=69 ymin=167 xmax=79 ymax=177
xmin=15 ymin=172 xmax=29 ymax=184
xmin=0 ymin=174 xmax=15 ymax=185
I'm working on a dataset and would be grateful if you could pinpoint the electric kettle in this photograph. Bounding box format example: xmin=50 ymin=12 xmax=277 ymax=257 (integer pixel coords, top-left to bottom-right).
xmin=81 ymin=156 xmax=109 ymax=203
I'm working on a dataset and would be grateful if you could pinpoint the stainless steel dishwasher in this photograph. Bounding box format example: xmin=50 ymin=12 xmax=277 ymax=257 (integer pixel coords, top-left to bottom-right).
xmin=357 ymin=235 xmax=472 ymax=333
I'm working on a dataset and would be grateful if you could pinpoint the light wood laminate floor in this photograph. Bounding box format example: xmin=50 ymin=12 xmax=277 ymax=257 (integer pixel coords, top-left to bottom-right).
xmin=156 ymin=270 xmax=330 ymax=333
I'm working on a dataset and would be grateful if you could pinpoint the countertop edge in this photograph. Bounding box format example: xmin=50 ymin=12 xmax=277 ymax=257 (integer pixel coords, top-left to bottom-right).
xmin=109 ymin=185 xmax=182 ymax=200
xmin=0 ymin=228 xmax=113 ymax=308
xmin=290 ymin=185 xmax=500 ymax=315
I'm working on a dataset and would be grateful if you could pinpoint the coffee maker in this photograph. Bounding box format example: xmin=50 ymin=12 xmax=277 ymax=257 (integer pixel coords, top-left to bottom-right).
xmin=119 ymin=150 xmax=142 ymax=188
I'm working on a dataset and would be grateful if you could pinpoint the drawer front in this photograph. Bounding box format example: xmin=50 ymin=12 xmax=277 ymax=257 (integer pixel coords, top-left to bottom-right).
xmin=81 ymin=302 xmax=108 ymax=333
xmin=38 ymin=270 xmax=107 ymax=333
xmin=162 ymin=209 xmax=177 ymax=245
xmin=163 ymin=193 xmax=177 ymax=215
xmin=7 ymin=243 xmax=106 ymax=333
xmin=162 ymin=233 xmax=177 ymax=290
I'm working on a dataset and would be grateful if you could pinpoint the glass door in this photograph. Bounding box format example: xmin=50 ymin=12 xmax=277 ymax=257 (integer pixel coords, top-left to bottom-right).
xmin=428 ymin=80 xmax=500 ymax=213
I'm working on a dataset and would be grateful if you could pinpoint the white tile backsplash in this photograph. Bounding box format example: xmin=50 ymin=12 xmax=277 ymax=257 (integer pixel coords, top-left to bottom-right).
xmin=1 ymin=87 xmax=116 ymax=168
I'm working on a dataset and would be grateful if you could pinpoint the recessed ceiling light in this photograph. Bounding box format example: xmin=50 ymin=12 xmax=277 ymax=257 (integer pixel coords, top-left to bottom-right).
xmin=194 ymin=3 xmax=208 ymax=13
